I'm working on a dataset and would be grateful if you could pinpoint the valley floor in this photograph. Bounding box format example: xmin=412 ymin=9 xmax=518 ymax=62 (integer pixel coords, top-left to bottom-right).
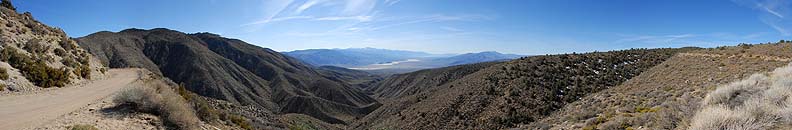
xmin=0 ymin=69 xmax=139 ymax=129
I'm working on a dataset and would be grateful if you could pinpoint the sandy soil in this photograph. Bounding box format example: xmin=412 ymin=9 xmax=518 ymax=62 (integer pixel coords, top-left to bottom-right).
xmin=0 ymin=69 xmax=140 ymax=129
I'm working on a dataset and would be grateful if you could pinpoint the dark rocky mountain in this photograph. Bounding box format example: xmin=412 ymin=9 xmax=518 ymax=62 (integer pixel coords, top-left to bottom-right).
xmin=77 ymin=28 xmax=379 ymax=125
xmin=364 ymin=62 xmax=498 ymax=99
xmin=316 ymin=65 xmax=382 ymax=90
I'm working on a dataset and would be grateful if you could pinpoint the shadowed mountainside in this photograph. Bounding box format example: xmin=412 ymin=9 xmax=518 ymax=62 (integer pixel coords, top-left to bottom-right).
xmin=77 ymin=29 xmax=380 ymax=125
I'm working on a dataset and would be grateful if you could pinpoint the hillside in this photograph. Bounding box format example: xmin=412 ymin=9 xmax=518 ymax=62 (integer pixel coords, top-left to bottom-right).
xmin=316 ymin=65 xmax=382 ymax=90
xmin=0 ymin=1 xmax=104 ymax=92
xmin=365 ymin=61 xmax=499 ymax=99
xmin=352 ymin=47 xmax=697 ymax=129
xmin=527 ymin=43 xmax=792 ymax=129
xmin=436 ymin=51 xmax=523 ymax=66
xmin=77 ymin=29 xmax=380 ymax=126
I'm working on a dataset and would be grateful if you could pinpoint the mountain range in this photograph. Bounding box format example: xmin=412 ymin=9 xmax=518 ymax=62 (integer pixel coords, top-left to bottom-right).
xmin=5 ymin=1 xmax=792 ymax=129
xmin=284 ymin=48 xmax=523 ymax=74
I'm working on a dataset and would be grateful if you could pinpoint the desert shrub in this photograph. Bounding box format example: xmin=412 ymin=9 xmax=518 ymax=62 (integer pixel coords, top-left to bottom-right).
xmin=690 ymin=63 xmax=792 ymax=129
xmin=54 ymin=48 xmax=67 ymax=57
xmin=73 ymin=65 xmax=90 ymax=79
xmin=1 ymin=47 xmax=70 ymax=88
xmin=77 ymin=55 xmax=90 ymax=65
xmin=289 ymin=122 xmax=319 ymax=130
xmin=62 ymin=58 xmax=79 ymax=68
xmin=67 ymin=124 xmax=98 ymax=130
xmin=1 ymin=0 xmax=14 ymax=11
xmin=24 ymin=39 xmax=49 ymax=53
xmin=0 ymin=67 xmax=8 ymax=80
xmin=59 ymin=37 xmax=77 ymax=51
xmin=226 ymin=114 xmax=253 ymax=130
xmin=0 ymin=84 xmax=5 ymax=91
xmin=114 ymin=81 xmax=200 ymax=130
xmin=175 ymin=84 xmax=221 ymax=123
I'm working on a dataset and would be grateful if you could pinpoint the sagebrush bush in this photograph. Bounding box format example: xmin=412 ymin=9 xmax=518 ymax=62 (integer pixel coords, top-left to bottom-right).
xmin=1 ymin=47 xmax=70 ymax=88
xmin=227 ymin=114 xmax=253 ymax=130
xmin=73 ymin=65 xmax=91 ymax=79
xmin=0 ymin=67 xmax=8 ymax=80
xmin=114 ymin=81 xmax=200 ymax=130
xmin=690 ymin=63 xmax=792 ymax=129
xmin=67 ymin=124 xmax=99 ymax=130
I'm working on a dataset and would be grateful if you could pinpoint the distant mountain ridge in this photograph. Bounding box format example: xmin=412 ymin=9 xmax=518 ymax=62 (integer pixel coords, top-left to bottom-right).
xmin=283 ymin=48 xmax=444 ymax=67
xmin=285 ymin=48 xmax=523 ymax=74
xmin=437 ymin=51 xmax=523 ymax=66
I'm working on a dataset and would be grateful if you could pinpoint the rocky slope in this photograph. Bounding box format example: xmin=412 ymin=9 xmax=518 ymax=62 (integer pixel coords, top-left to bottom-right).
xmin=78 ymin=29 xmax=379 ymax=126
xmin=435 ymin=51 xmax=523 ymax=66
xmin=0 ymin=0 xmax=104 ymax=92
xmin=527 ymin=43 xmax=792 ymax=129
xmin=352 ymin=47 xmax=698 ymax=129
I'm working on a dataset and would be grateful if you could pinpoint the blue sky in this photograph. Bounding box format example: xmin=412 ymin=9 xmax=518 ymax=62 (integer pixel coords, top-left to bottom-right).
xmin=11 ymin=0 xmax=792 ymax=55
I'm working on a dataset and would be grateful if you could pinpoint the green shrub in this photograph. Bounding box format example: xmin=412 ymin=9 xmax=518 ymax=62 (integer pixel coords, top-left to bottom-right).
xmin=0 ymin=67 xmax=8 ymax=80
xmin=54 ymin=48 xmax=67 ymax=57
xmin=67 ymin=124 xmax=98 ymax=130
xmin=289 ymin=122 xmax=318 ymax=130
xmin=62 ymin=58 xmax=79 ymax=68
xmin=73 ymin=65 xmax=90 ymax=79
xmin=227 ymin=114 xmax=253 ymax=130
xmin=24 ymin=39 xmax=49 ymax=53
xmin=1 ymin=47 xmax=71 ymax=88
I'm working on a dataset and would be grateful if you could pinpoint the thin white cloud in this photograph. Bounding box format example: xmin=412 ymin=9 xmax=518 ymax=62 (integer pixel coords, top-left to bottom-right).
xmin=441 ymin=26 xmax=463 ymax=32
xmin=243 ymin=0 xmax=296 ymax=26
xmin=342 ymin=0 xmax=377 ymax=15
xmin=244 ymin=0 xmax=380 ymax=26
xmin=296 ymin=0 xmax=320 ymax=14
xmin=314 ymin=15 xmax=372 ymax=22
xmin=733 ymin=0 xmax=792 ymax=36
xmin=615 ymin=34 xmax=695 ymax=43
xmin=760 ymin=3 xmax=785 ymax=18
xmin=365 ymin=14 xmax=493 ymax=31
xmin=384 ymin=0 xmax=401 ymax=6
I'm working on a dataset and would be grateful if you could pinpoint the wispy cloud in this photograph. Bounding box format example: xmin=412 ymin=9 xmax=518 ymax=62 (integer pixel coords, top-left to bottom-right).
xmin=244 ymin=0 xmax=380 ymax=26
xmin=358 ymin=14 xmax=493 ymax=31
xmin=614 ymin=34 xmax=696 ymax=44
xmin=733 ymin=0 xmax=792 ymax=35
xmin=315 ymin=15 xmax=373 ymax=22
xmin=384 ymin=0 xmax=401 ymax=6
xmin=296 ymin=0 xmax=321 ymax=14
xmin=614 ymin=32 xmax=772 ymax=48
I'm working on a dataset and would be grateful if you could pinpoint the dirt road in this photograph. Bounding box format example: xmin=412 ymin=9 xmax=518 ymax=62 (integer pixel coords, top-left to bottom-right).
xmin=0 ymin=69 xmax=140 ymax=129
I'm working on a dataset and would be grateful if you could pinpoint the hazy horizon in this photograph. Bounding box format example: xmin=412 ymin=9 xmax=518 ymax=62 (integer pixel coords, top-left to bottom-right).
xmin=11 ymin=0 xmax=792 ymax=55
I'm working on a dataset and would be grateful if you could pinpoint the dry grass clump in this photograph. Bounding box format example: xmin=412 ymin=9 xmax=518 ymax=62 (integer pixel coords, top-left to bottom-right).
xmin=690 ymin=63 xmax=792 ymax=129
xmin=0 ymin=67 xmax=8 ymax=80
xmin=67 ymin=124 xmax=98 ymax=130
xmin=114 ymin=81 xmax=200 ymax=130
